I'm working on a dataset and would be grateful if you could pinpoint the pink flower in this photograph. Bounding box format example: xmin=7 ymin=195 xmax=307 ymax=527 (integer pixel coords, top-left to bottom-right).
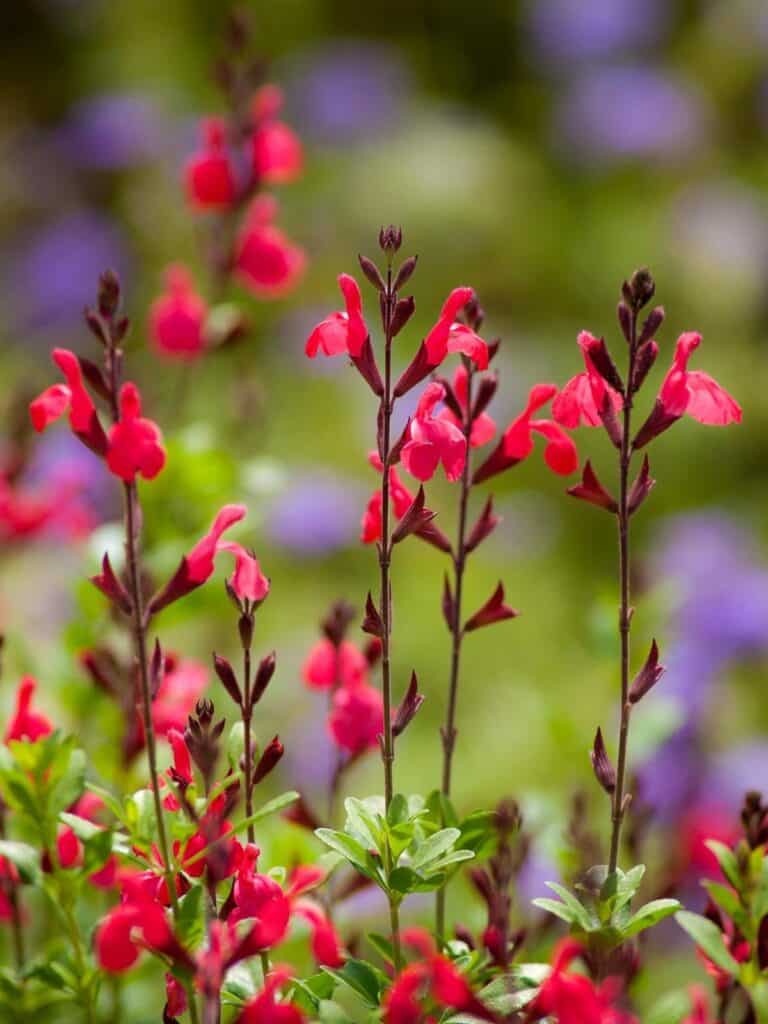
xmin=361 ymin=456 xmax=417 ymax=545
xmin=95 ymin=875 xmax=182 ymax=973
xmin=658 ymin=332 xmax=741 ymax=425
xmin=218 ymin=542 xmax=270 ymax=603
xmin=528 ymin=940 xmax=636 ymax=1024
xmin=30 ymin=349 xmax=108 ymax=455
xmin=439 ymin=365 xmax=496 ymax=447
xmin=230 ymin=845 xmax=292 ymax=946
xmin=250 ymin=86 xmax=303 ymax=184
xmin=302 ymin=639 xmax=367 ymax=690
xmin=148 ymin=264 xmax=209 ymax=360
xmin=504 ymin=384 xmax=579 ymax=474
xmin=238 ymin=967 xmax=304 ymax=1024
xmin=152 ymin=657 xmax=209 ymax=739
xmin=185 ymin=118 xmax=236 ymax=210
xmin=424 ymin=288 xmax=488 ymax=369
xmin=328 ymin=680 xmax=384 ymax=755
xmin=305 ymin=274 xmax=369 ymax=358
xmin=552 ymin=331 xmax=623 ymax=429
xmin=401 ymin=382 xmax=467 ymax=483
xmin=106 ymin=383 xmax=166 ymax=482
xmin=162 ymin=728 xmax=193 ymax=811
xmin=234 ymin=195 xmax=306 ymax=298
xmin=5 ymin=677 xmax=53 ymax=744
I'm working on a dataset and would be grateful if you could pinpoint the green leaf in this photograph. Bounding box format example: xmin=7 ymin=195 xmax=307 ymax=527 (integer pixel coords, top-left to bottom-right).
xmin=410 ymin=828 xmax=461 ymax=871
xmin=702 ymin=881 xmax=745 ymax=926
xmin=48 ymin=748 xmax=87 ymax=817
xmin=288 ymin=974 xmax=337 ymax=1013
xmin=704 ymin=841 xmax=740 ymax=890
xmin=542 ymin=882 xmax=595 ymax=931
xmin=222 ymin=963 xmax=259 ymax=1006
xmin=235 ymin=791 xmax=299 ymax=831
xmin=675 ymin=911 xmax=740 ymax=976
xmin=0 ymin=840 xmax=41 ymax=884
xmin=622 ymin=899 xmax=680 ymax=937
xmin=176 ymin=885 xmax=204 ymax=949
xmin=320 ymin=959 xmax=388 ymax=1009
xmin=386 ymin=794 xmax=409 ymax=827
xmin=367 ymin=933 xmax=395 ymax=966
xmin=532 ymin=897 xmax=580 ymax=926
xmin=600 ymin=864 xmax=645 ymax=917
xmin=82 ymin=829 xmax=114 ymax=875
xmin=344 ymin=798 xmax=383 ymax=850
xmin=315 ymin=829 xmax=379 ymax=882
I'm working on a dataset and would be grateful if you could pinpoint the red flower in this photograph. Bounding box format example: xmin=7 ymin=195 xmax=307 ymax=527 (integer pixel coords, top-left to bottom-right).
xmin=552 ymin=331 xmax=623 ymax=429
xmin=0 ymin=472 xmax=94 ymax=542
xmin=305 ymin=274 xmax=369 ymax=358
xmin=30 ymin=349 xmax=108 ymax=455
xmin=234 ymin=195 xmax=306 ymax=298
xmin=292 ymin=900 xmax=345 ymax=967
xmin=327 ymin=680 xmax=384 ymax=755
xmin=152 ymin=657 xmax=209 ymax=739
xmin=149 ymin=264 xmax=209 ymax=360
xmin=302 ymin=639 xmax=368 ymax=690
xmin=401 ymin=382 xmax=467 ymax=483
xmin=5 ymin=677 xmax=53 ymax=744
xmin=361 ymin=454 xmax=417 ymax=545
xmin=162 ymin=728 xmax=193 ymax=811
xmin=230 ymin=845 xmax=292 ymax=946
xmin=218 ymin=542 xmax=270 ymax=603
xmin=165 ymin=975 xmax=188 ymax=1020
xmin=250 ymin=85 xmax=303 ymax=184
xmin=505 ymin=384 xmax=579 ymax=474
xmin=657 ymin=332 xmax=741 ymax=425
xmin=528 ymin=939 xmax=635 ymax=1024
xmin=682 ymin=987 xmax=715 ymax=1024
xmin=424 ymin=288 xmax=488 ymax=369
xmin=148 ymin=504 xmax=247 ymax=614
xmin=95 ymin=874 xmax=184 ymax=973
xmin=185 ymin=117 xmax=236 ymax=210
xmin=106 ymin=383 xmax=166 ymax=482
xmin=439 ymin=365 xmax=496 ymax=447
xmin=238 ymin=967 xmax=304 ymax=1024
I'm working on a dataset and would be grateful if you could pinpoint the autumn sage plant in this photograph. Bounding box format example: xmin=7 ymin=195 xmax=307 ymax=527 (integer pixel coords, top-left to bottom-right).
xmin=0 ymin=40 xmax=760 ymax=1022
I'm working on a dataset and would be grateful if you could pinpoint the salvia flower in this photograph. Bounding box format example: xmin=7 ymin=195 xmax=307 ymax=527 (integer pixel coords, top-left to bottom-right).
xmin=234 ymin=195 xmax=306 ymax=298
xmin=4 ymin=677 xmax=53 ymax=744
xmin=148 ymin=264 xmax=209 ymax=360
xmin=401 ymin=382 xmax=467 ymax=483
xmin=302 ymin=639 xmax=368 ymax=689
xmin=106 ymin=383 xmax=167 ymax=482
xmin=237 ymin=967 xmax=304 ymax=1024
xmin=552 ymin=331 xmax=623 ymax=429
xmin=328 ymin=680 xmax=384 ymax=755
xmin=424 ymin=287 xmax=489 ymax=369
xmin=185 ymin=117 xmax=237 ymax=210
xmin=250 ymin=84 xmax=304 ymax=185
xmin=305 ymin=274 xmax=369 ymax=358
xmin=30 ymin=348 xmax=108 ymax=455
xmin=527 ymin=939 xmax=636 ymax=1024
xmin=218 ymin=541 xmax=270 ymax=603
xmin=439 ymin=364 xmax=496 ymax=447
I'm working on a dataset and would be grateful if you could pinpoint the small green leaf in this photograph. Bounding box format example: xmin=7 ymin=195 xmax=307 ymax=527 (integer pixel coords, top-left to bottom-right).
xmin=532 ymin=897 xmax=578 ymax=925
xmin=367 ymin=933 xmax=395 ymax=965
xmin=543 ymin=882 xmax=594 ymax=931
xmin=315 ymin=829 xmax=378 ymax=881
xmin=387 ymin=794 xmax=409 ymax=827
xmin=176 ymin=885 xmax=204 ymax=949
xmin=622 ymin=899 xmax=680 ymax=937
xmin=410 ymin=828 xmax=461 ymax=871
xmin=704 ymin=841 xmax=740 ymax=890
xmin=675 ymin=911 xmax=740 ymax=976
xmin=320 ymin=959 xmax=388 ymax=1009
xmin=0 ymin=840 xmax=41 ymax=884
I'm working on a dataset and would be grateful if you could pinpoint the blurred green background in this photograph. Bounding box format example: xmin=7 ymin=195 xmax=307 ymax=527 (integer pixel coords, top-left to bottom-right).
xmin=1 ymin=0 xmax=768 ymax=1010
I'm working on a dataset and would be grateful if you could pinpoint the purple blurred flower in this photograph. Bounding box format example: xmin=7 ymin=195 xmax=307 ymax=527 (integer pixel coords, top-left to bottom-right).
xmin=553 ymin=66 xmax=709 ymax=164
xmin=526 ymin=0 xmax=668 ymax=67
xmin=4 ymin=210 xmax=130 ymax=338
xmin=284 ymin=41 xmax=409 ymax=145
xmin=54 ymin=92 xmax=171 ymax=170
xmin=23 ymin=431 xmax=117 ymax=523
xmin=266 ymin=470 xmax=365 ymax=554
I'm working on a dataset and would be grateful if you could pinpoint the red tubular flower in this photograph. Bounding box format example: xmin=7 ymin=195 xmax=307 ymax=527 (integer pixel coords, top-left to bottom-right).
xmin=148 ymin=504 xmax=247 ymax=614
xmin=682 ymin=987 xmax=714 ymax=1024
xmin=552 ymin=331 xmax=624 ymax=429
xmin=106 ymin=383 xmax=166 ymax=482
xmin=424 ymin=288 xmax=488 ymax=369
xmin=148 ymin=264 xmax=209 ymax=361
xmin=475 ymin=384 xmax=578 ymax=483
xmin=292 ymin=900 xmax=345 ymax=967
xmin=185 ymin=117 xmax=237 ymax=210
xmin=401 ymin=382 xmax=467 ymax=483
xmin=327 ymin=680 xmax=384 ymax=755
xmin=230 ymin=845 xmax=292 ymax=945
xmin=657 ymin=332 xmax=741 ymax=425
xmin=30 ymin=349 xmax=108 ymax=455
xmin=301 ymin=639 xmax=367 ymax=689
xmin=5 ymin=677 xmax=53 ymax=743
xmin=305 ymin=274 xmax=369 ymax=358
xmin=162 ymin=728 xmax=193 ymax=811
xmin=250 ymin=86 xmax=303 ymax=184
xmin=95 ymin=874 xmax=186 ymax=973
xmin=528 ymin=940 xmax=636 ymax=1024
xmin=439 ymin=365 xmax=496 ymax=447
xmin=234 ymin=195 xmax=306 ymax=298
xmin=218 ymin=542 xmax=270 ymax=603
xmin=165 ymin=975 xmax=188 ymax=1020
xmin=238 ymin=967 xmax=304 ymax=1024
xmin=151 ymin=656 xmax=208 ymax=740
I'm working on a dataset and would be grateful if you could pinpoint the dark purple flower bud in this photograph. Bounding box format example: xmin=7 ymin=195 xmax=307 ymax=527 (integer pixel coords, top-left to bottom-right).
xmin=391 ymin=486 xmax=437 ymax=545
xmin=98 ymin=269 xmax=121 ymax=318
xmin=628 ymin=267 xmax=656 ymax=309
xmin=251 ymin=652 xmax=276 ymax=707
xmin=632 ymin=399 xmax=680 ymax=450
xmin=617 ymin=302 xmax=632 ymax=343
xmin=464 ymin=583 xmax=518 ymax=632
xmin=78 ymin=356 xmax=112 ymax=401
xmin=472 ymin=438 xmax=521 ymax=485
xmin=393 ymin=671 xmax=425 ymax=737
xmin=393 ymin=255 xmax=418 ymax=292
xmin=434 ymin=376 xmax=463 ymax=422
xmin=471 ymin=372 xmax=498 ymax=422
xmin=362 ymin=592 xmax=384 ymax=638
xmin=442 ymin=574 xmax=455 ymax=631
xmin=627 ymin=455 xmax=656 ymax=515
xmin=357 ymin=254 xmax=385 ymax=292
xmin=90 ymin=553 xmax=133 ymax=615
xmin=567 ymin=460 xmax=618 ymax=514
xmin=415 ymin=520 xmax=453 ymax=554
xmin=631 ymin=341 xmax=658 ymax=395
xmin=252 ymin=736 xmax=284 ymax=786
xmin=321 ymin=601 xmax=356 ymax=646
xmin=628 ymin=640 xmax=665 ymax=704
xmin=465 ymin=496 xmax=500 ymax=553
xmin=591 ymin=727 xmax=616 ymax=794
xmin=587 ymin=337 xmax=624 ymax=393
xmin=150 ymin=638 xmax=165 ymax=700
xmin=638 ymin=306 xmax=665 ymax=347
xmin=390 ymin=296 xmax=416 ymax=337
xmin=378 ymin=225 xmax=402 ymax=254
xmin=388 ymin=418 xmax=412 ymax=469
xmin=213 ymin=653 xmax=242 ymax=707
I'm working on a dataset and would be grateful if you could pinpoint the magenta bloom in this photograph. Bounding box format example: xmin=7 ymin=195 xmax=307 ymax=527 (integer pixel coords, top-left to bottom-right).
xmin=401 ymin=382 xmax=467 ymax=483
xmin=185 ymin=118 xmax=236 ymax=210
xmin=424 ymin=287 xmax=488 ymax=369
xmin=148 ymin=264 xmax=209 ymax=361
xmin=234 ymin=195 xmax=306 ymax=298
xmin=504 ymin=384 xmax=579 ymax=475
xmin=305 ymin=274 xmax=368 ymax=358
xmin=552 ymin=331 xmax=623 ymax=428
xmin=657 ymin=332 xmax=741 ymax=425
xmin=106 ymin=383 xmax=166 ymax=482
xmin=328 ymin=681 xmax=384 ymax=755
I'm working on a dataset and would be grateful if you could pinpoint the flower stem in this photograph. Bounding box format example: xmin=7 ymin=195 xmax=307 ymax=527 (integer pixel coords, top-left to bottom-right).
xmin=379 ymin=267 xmax=396 ymax=810
xmin=242 ymin=640 xmax=255 ymax=845
xmin=608 ymin=308 xmax=639 ymax=875
xmin=436 ymin=362 xmax=474 ymax=943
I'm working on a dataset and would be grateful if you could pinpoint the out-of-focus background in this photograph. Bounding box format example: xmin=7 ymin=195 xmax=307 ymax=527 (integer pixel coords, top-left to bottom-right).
xmin=2 ymin=0 xmax=768 ymax=1006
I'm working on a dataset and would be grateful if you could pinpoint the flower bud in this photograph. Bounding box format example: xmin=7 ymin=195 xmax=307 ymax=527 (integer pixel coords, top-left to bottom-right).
xmin=213 ymin=653 xmax=242 ymax=706
xmin=392 ymin=671 xmax=424 ymax=738
xmin=98 ymin=269 xmax=121 ymax=319
xmin=591 ymin=727 xmax=616 ymax=794
xmin=251 ymin=652 xmax=276 ymax=707
xmin=252 ymin=736 xmax=284 ymax=785
xmin=378 ymin=225 xmax=402 ymax=255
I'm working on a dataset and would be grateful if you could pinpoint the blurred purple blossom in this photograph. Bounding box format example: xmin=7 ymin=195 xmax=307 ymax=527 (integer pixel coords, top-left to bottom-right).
xmin=553 ymin=66 xmax=709 ymax=165
xmin=23 ymin=431 xmax=116 ymax=523
xmin=54 ymin=92 xmax=172 ymax=170
xmin=526 ymin=0 xmax=669 ymax=67
xmin=266 ymin=470 xmax=365 ymax=554
xmin=4 ymin=210 xmax=130 ymax=339
xmin=284 ymin=41 xmax=409 ymax=145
